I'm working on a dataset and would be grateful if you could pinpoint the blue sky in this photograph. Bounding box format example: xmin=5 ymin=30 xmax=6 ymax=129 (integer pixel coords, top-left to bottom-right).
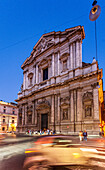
xmin=0 ymin=0 xmax=105 ymax=102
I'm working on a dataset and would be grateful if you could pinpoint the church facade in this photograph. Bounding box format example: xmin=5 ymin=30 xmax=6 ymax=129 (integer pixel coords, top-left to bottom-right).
xmin=16 ymin=26 xmax=103 ymax=135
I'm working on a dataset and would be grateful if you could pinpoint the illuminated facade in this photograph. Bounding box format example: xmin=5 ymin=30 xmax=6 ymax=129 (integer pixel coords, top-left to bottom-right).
xmin=16 ymin=26 xmax=103 ymax=135
xmin=0 ymin=101 xmax=18 ymax=132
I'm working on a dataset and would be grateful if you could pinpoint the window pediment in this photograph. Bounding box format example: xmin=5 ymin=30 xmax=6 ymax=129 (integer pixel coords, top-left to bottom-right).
xmin=28 ymin=72 xmax=33 ymax=78
xmin=36 ymin=100 xmax=50 ymax=110
xmin=60 ymin=52 xmax=69 ymax=61
xmin=38 ymin=56 xmax=51 ymax=68
xmin=60 ymin=97 xmax=70 ymax=107
xmin=83 ymin=92 xmax=93 ymax=102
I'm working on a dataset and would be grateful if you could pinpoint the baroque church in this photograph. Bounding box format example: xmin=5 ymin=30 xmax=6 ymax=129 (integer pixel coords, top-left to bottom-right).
xmin=16 ymin=26 xmax=104 ymax=135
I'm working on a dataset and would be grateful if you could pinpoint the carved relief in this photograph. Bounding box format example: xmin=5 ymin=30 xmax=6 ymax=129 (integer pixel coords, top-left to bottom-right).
xmin=63 ymin=109 xmax=68 ymax=120
xmin=36 ymin=99 xmax=50 ymax=111
xmin=60 ymin=96 xmax=70 ymax=107
xmin=60 ymin=97 xmax=70 ymax=121
xmin=27 ymin=105 xmax=33 ymax=124
xmin=35 ymin=38 xmax=54 ymax=55
xmin=83 ymin=92 xmax=93 ymax=118
xmin=85 ymin=106 xmax=92 ymax=117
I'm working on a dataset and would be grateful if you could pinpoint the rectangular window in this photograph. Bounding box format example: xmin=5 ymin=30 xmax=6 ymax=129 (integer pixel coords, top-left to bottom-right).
xmin=13 ymin=111 xmax=15 ymax=114
xmin=63 ymin=60 xmax=67 ymax=71
xmin=3 ymin=109 xmax=6 ymax=113
xmin=30 ymin=77 xmax=32 ymax=85
xmin=43 ymin=68 xmax=48 ymax=81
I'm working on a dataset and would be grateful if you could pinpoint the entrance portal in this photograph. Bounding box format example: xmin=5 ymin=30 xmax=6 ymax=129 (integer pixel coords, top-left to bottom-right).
xmin=41 ymin=113 xmax=48 ymax=130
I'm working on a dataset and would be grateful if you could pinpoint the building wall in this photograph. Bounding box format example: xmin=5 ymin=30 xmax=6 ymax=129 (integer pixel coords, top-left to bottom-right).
xmin=0 ymin=101 xmax=18 ymax=132
xmin=16 ymin=26 xmax=103 ymax=135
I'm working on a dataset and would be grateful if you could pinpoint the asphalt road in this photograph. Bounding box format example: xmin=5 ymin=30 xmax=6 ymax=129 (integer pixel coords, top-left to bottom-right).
xmin=0 ymin=134 xmax=105 ymax=170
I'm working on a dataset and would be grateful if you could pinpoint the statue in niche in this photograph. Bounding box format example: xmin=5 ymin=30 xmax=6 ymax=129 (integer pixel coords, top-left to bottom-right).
xmin=85 ymin=106 xmax=92 ymax=117
xmin=63 ymin=109 xmax=68 ymax=120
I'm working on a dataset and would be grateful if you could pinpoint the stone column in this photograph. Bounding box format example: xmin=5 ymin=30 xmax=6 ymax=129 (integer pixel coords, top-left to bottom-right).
xmin=36 ymin=64 xmax=38 ymax=84
xmin=76 ymin=41 xmax=80 ymax=68
xmin=38 ymin=67 xmax=41 ymax=83
xmin=25 ymin=104 xmax=27 ymax=125
xmin=22 ymin=105 xmax=25 ymax=126
xmin=73 ymin=90 xmax=77 ymax=132
xmin=26 ymin=71 xmax=28 ymax=89
xmin=93 ymin=88 xmax=99 ymax=120
xmin=70 ymin=44 xmax=73 ymax=70
xmin=35 ymin=100 xmax=37 ymax=125
xmin=77 ymin=89 xmax=82 ymax=121
xmin=73 ymin=42 xmax=76 ymax=69
xmin=58 ymin=95 xmax=60 ymax=123
xmin=70 ymin=91 xmax=74 ymax=122
xmin=32 ymin=102 xmax=34 ymax=124
xmin=33 ymin=65 xmax=36 ymax=84
xmin=51 ymin=95 xmax=54 ymax=124
xmin=58 ymin=52 xmax=60 ymax=75
xmin=17 ymin=108 xmax=19 ymax=126
xmin=23 ymin=72 xmax=26 ymax=90
xmin=55 ymin=95 xmax=57 ymax=124
xmin=52 ymin=53 xmax=54 ymax=77
xmin=79 ymin=41 xmax=82 ymax=67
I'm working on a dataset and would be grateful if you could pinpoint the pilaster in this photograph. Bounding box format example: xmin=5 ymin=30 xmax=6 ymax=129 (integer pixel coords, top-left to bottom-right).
xmin=51 ymin=95 xmax=54 ymax=123
xmin=70 ymin=44 xmax=73 ymax=70
xmin=52 ymin=53 xmax=54 ymax=77
xmin=58 ymin=52 xmax=60 ymax=75
xmin=73 ymin=42 xmax=76 ymax=69
xmin=93 ymin=88 xmax=99 ymax=120
xmin=70 ymin=91 xmax=74 ymax=121
xmin=36 ymin=64 xmax=38 ymax=84
xmin=76 ymin=41 xmax=79 ymax=68
xmin=77 ymin=88 xmax=82 ymax=121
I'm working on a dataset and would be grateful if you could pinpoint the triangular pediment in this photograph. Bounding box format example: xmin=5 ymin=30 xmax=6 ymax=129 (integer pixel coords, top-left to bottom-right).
xmin=21 ymin=25 xmax=85 ymax=69
xmin=34 ymin=36 xmax=55 ymax=56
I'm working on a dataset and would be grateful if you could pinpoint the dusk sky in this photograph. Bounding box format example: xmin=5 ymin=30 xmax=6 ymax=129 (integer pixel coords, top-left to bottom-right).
xmin=0 ymin=0 xmax=105 ymax=103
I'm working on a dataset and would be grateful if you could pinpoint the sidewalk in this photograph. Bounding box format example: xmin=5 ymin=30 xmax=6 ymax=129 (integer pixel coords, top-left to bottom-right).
xmin=0 ymin=133 xmax=105 ymax=148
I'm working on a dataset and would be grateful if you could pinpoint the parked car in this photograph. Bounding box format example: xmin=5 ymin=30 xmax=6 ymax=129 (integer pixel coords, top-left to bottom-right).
xmin=23 ymin=135 xmax=90 ymax=170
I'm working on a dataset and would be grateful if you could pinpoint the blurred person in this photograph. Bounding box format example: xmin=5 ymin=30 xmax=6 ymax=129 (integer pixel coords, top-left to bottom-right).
xmin=79 ymin=131 xmax=83 ymax=141
xmin=40 ymin=129 xmax=42 ymax=135
xmin=47 ymin=129 xmax=50 ymax=135
xmin=83 ymin=130 xmax=87 ymax=141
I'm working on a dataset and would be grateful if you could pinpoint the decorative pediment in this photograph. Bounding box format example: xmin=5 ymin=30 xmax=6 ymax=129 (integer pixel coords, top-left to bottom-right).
xmin=28 ymin=72 xmax=33 ymax=78
xmin=83 ymin=92 xmax=93 ymax=102
xmin=38 ymin=56 xmax=52 ymax=68
xmin=36 ymin=99 xmax=50 ymax=110
xmin=34 ymin=37 xmax=54 ymax=56
xmin=60 ymin=52 xmax=69 ymax=61
xmin=60 ymin=96 xmax=70 ymax=107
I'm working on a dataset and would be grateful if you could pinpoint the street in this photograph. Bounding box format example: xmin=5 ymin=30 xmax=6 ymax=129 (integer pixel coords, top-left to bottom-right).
xmin=0 ymin=134 xmax=105 ymax=170
xmin=0 ymin=134 xmax=36 ymax=170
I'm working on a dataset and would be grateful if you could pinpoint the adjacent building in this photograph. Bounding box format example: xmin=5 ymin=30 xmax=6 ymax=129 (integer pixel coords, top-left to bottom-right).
xmin=0 ymin=100 xmax=18 ymax=132
xmin=16 ymin=26 xmax=104 ymax=135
